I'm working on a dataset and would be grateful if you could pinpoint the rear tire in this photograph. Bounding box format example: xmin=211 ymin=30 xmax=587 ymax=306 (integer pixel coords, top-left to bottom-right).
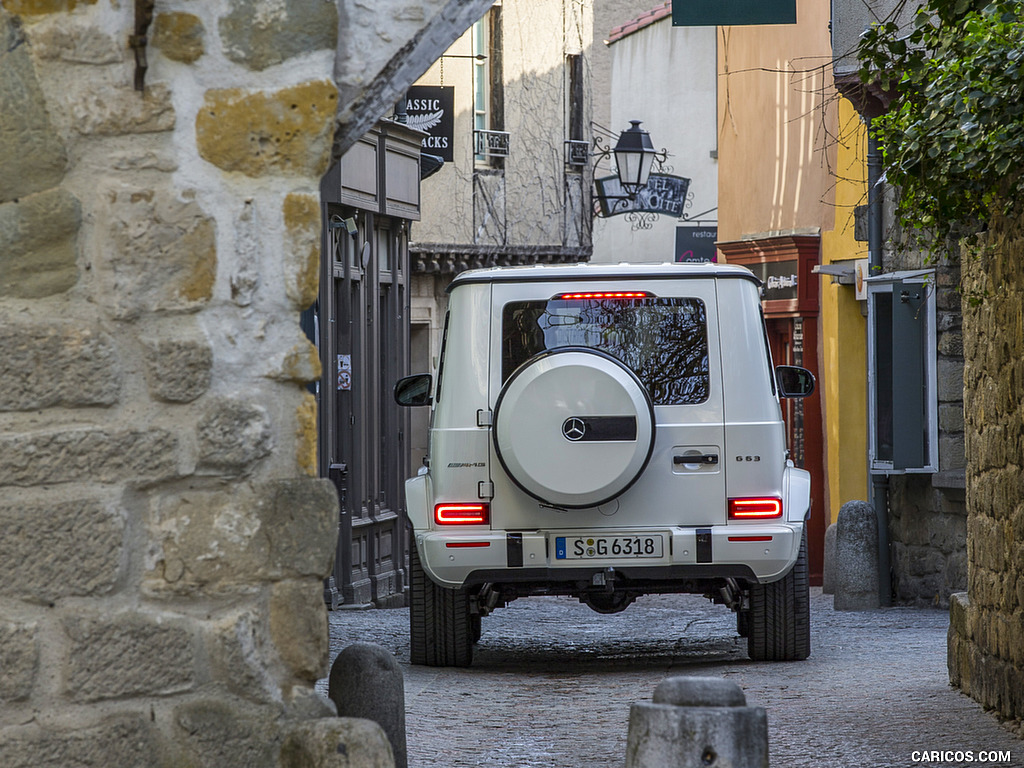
xmin=747 ymin=531 xmax=810 ymax=661
xmin=409 ymin=541 xmax=474 ymax=667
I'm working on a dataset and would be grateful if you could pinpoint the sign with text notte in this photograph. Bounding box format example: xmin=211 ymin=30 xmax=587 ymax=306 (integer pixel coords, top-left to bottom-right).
xmin=672 ymin=0 xmax=796 ymax=27
xmin=405 ymin=86 xmax=454 ymax=163
xmin=594 ymin=174 xmax=691 ymax=218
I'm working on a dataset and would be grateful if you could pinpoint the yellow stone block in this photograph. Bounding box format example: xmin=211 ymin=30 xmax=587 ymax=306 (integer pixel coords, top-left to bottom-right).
xmin=283 ymin=192 xmax=321 ymax=310
xmin=196 ymin=81 xmax=338 ymax=178
xmin=4 ymin=0 xmax=97 ymax=14
xmin=296 ymin=393 xmax=318 ymax=477
xmin=152 ymin=12 xmax=205 ymax=64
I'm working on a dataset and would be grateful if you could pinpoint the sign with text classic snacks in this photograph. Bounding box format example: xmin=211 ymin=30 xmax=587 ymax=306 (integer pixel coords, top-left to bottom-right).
xmin=406 ymin=86 xmax=454 ymax=163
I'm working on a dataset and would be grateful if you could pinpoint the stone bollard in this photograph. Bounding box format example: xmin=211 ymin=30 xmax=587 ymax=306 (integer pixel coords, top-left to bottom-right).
xmin=625 ymin=677 xmax=768 ymax=768
xmin=328 ymin=642 xmax=407 ymax=768
xmin=834 ymin=500 xmax=880 ymax=611
xmin=822 ymin=523 xmax=837 ymax=594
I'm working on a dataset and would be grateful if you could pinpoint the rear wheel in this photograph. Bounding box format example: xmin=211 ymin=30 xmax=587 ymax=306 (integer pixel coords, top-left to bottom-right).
xmin=409 ymin=542 xmax=474 ymax=667
xmin=747 ymin=532 xmax=810 ymax=661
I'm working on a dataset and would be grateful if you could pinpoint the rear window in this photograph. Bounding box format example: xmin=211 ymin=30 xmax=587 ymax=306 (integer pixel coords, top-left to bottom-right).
xmin=501 ymin=296 xmax=709 ymax=405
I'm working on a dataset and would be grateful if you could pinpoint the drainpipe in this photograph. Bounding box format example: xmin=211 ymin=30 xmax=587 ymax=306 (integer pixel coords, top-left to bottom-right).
xmin=867 ymin=121 xmax=892 ymax=607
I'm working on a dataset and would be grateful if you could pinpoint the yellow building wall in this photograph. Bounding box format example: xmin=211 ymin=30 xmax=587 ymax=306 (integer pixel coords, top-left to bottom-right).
xmin=714 ymin=0 xmax=870 ymax=526
xmin=715 ymin=0 xmax=836 ymax=241
xmin=819 ymin=96 xmax=869 ymax=524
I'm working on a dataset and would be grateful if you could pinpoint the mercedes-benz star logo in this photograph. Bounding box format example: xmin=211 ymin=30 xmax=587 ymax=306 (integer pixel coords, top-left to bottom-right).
xmin=562 ymin=417 xmax=586 ymax=442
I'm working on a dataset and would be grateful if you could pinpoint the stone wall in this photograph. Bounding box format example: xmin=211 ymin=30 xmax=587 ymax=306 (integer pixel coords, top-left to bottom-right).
xmin=882 ymin=247 xmax=967 ymax=607
xmin=949 ymin=211 xmax=1024 ymax=723
xmin=0 ymin=0 xmax=491 ymax=764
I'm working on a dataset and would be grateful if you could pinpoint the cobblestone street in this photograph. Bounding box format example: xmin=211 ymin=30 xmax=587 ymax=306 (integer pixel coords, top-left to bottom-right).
xmin=324 ymin=589 xmax=1022 ymax=768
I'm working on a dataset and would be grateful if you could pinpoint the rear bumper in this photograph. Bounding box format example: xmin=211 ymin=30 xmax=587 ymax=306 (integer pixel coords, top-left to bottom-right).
xmin=416 ymin=523 xmax=803 ymax=589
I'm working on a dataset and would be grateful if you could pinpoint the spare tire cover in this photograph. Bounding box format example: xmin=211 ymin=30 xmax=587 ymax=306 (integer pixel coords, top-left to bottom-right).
xmin=493 ymin=348 xmax=655 ymax=508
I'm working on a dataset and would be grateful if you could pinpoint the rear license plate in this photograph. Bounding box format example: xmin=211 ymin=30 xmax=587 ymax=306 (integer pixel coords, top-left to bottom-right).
xmin=555 ymin=535 xmax=664 ymax=560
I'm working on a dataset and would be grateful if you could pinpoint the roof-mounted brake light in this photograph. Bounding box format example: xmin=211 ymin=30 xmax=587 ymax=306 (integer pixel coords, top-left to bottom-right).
xmin=556 ymin=291 xmax=653 ymax=300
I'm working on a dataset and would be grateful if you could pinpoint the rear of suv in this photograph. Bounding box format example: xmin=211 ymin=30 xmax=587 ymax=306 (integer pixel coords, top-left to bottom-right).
xmin=394 ymin=262 xmax=815 ymax=666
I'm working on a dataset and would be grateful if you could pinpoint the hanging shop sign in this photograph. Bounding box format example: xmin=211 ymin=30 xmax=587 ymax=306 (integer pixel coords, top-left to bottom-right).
xmin=676 ymin=226 xmax=718 ymax=263
xmin=406 ymin=85 xmax=454 ymax=163
xmin=673 ymin=0 xmax=796 ymax=26
xmin=595 ymin=173 xmax=691 ymax=218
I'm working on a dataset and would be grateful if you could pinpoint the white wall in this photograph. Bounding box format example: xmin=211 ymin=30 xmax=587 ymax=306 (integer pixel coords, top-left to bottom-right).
xmin=592 ymin=20 xmax=718 ymax=264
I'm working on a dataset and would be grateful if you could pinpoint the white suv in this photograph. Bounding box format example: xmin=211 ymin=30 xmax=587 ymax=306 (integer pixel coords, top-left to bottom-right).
xmin=395 ymin=262 xmax=814 ymax=666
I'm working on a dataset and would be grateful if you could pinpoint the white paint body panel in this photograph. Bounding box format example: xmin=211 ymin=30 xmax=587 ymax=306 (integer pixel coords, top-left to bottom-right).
xmin=403 ymin=263 xmax=809 ymax=588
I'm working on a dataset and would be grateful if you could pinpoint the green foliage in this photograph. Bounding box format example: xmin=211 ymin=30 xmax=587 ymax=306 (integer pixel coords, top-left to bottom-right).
xmin=857 ymin=0 xmax=1024 ymax=249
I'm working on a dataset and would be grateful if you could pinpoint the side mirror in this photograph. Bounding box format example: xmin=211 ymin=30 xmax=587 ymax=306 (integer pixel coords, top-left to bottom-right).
xmin=776 ymin=365 xmax=815 ymax=398
xmin=394 ymin=373 xmax=433 ymax=407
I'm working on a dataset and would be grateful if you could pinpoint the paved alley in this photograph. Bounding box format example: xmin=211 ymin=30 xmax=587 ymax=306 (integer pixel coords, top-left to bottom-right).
xmin=324 ymin=589 xmax=1022 ymax=768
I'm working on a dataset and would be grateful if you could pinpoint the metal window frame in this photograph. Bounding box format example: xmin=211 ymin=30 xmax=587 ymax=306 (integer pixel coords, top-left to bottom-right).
xmin=865 ymin=269 xmax=938 ymax=474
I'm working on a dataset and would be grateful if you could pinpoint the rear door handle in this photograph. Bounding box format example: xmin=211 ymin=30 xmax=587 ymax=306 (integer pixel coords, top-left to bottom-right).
xmin=674 ymin=453 xmax=719 ymax=466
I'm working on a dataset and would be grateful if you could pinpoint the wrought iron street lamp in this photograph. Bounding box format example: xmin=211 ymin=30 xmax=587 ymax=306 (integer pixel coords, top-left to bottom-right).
xmin=613 ymin=120 xmax=658 ymax=197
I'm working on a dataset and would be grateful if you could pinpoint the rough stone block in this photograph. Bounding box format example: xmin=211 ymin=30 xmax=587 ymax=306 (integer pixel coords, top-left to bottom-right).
xmin=280 ymin=718 xmax=395 ymax=768
xmin=625 ymin=677 xmax=768 ymax=768
xmin=936 ymin=357 xmax=964 ymax=402
xmin=174 ymin=699 xmax=279 ymax=768
xmin=283 ymin=192 xmax=321 ymax=310
xmin=329 ymin=643 xmax=407 ymax=768
xmin=196 ymin=82 xmax=338 ymax=178
xmin=938 ymin=434 xmax=966 ymax=471
xmin=0 ymin=621 xmax=38 ymax=701
xmin=0 ymin=188 xmax=80 ymax=298
xmin=69 ymin=83 xmax=175 ymax=136
xmin=938 ymin=403 xmax=965 ymax=434
xmin=93 ymin=185 xmax=216 ymax=319
xmin=206 ymin=608 xmax=276 ymax=700
xmin=267 ymin=339 xmax=323 ymax=384
xmin=0 ymin=714 xmax=164 ymax=768
xmin=0 ymin=321 xmax=120 ymax=411
xmin=145 ymin=478 xmax=337 ymax=596
xmin=152 ymin=12 xmax=205 ymax=63
xmin=24 ymin=15 xmax=120 ymax=63
xmin=259 ymin=478 xmax=338 ymax=578
xmin=63 ymin=611 xmax=195 ymax=701
xmin=220 ymin=0 xmax=337 ymax=71
xmin=0 ymin=497 xmax=123 ymax=603
xmin=3 ymin=0 xmax=99 ymax=15
xmin=834 ymin=500 xmax=880 ymax=611
xmin=197 ymin=398 xmax=273 ymax=474
xmin=270 ymin=579 xmax=330 ymax=683
xmin=142 ymin=334 xmax=213 ymax=403
xmin=0 ymin=427 xmax=180 ymax=487
xmin=822 ymin=522 xmax=836 ymax=594
xmin=0 ymin=10 xmax=68 ymax=202
xmin=296 ymin=393 xmax=318 ymax=476
xmin=146 ymin=486 xmax=269 ymax=595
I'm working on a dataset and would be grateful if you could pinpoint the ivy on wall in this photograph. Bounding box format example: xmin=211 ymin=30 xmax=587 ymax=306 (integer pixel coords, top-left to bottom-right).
xmin=857 ymin=0 xmax=1024 ymax=249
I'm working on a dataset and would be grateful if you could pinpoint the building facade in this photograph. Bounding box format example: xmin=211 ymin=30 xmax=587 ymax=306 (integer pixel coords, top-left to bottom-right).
xmin=405 ymin=0 xmax=596 ymax=411
xmin=831 ymin=0 xmax=967 ymax=607
xmin=712 ymin=0 xmax=840 ymax=583
xmin=591 ymin=2 xmax=719 ymax=265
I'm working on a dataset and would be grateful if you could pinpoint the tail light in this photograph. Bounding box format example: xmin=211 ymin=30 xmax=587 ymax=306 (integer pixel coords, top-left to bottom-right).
xmin=728 ymin=497 xmax=783 ymax=520
xmin=434 ymin=503 xmax=489 ymax=525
